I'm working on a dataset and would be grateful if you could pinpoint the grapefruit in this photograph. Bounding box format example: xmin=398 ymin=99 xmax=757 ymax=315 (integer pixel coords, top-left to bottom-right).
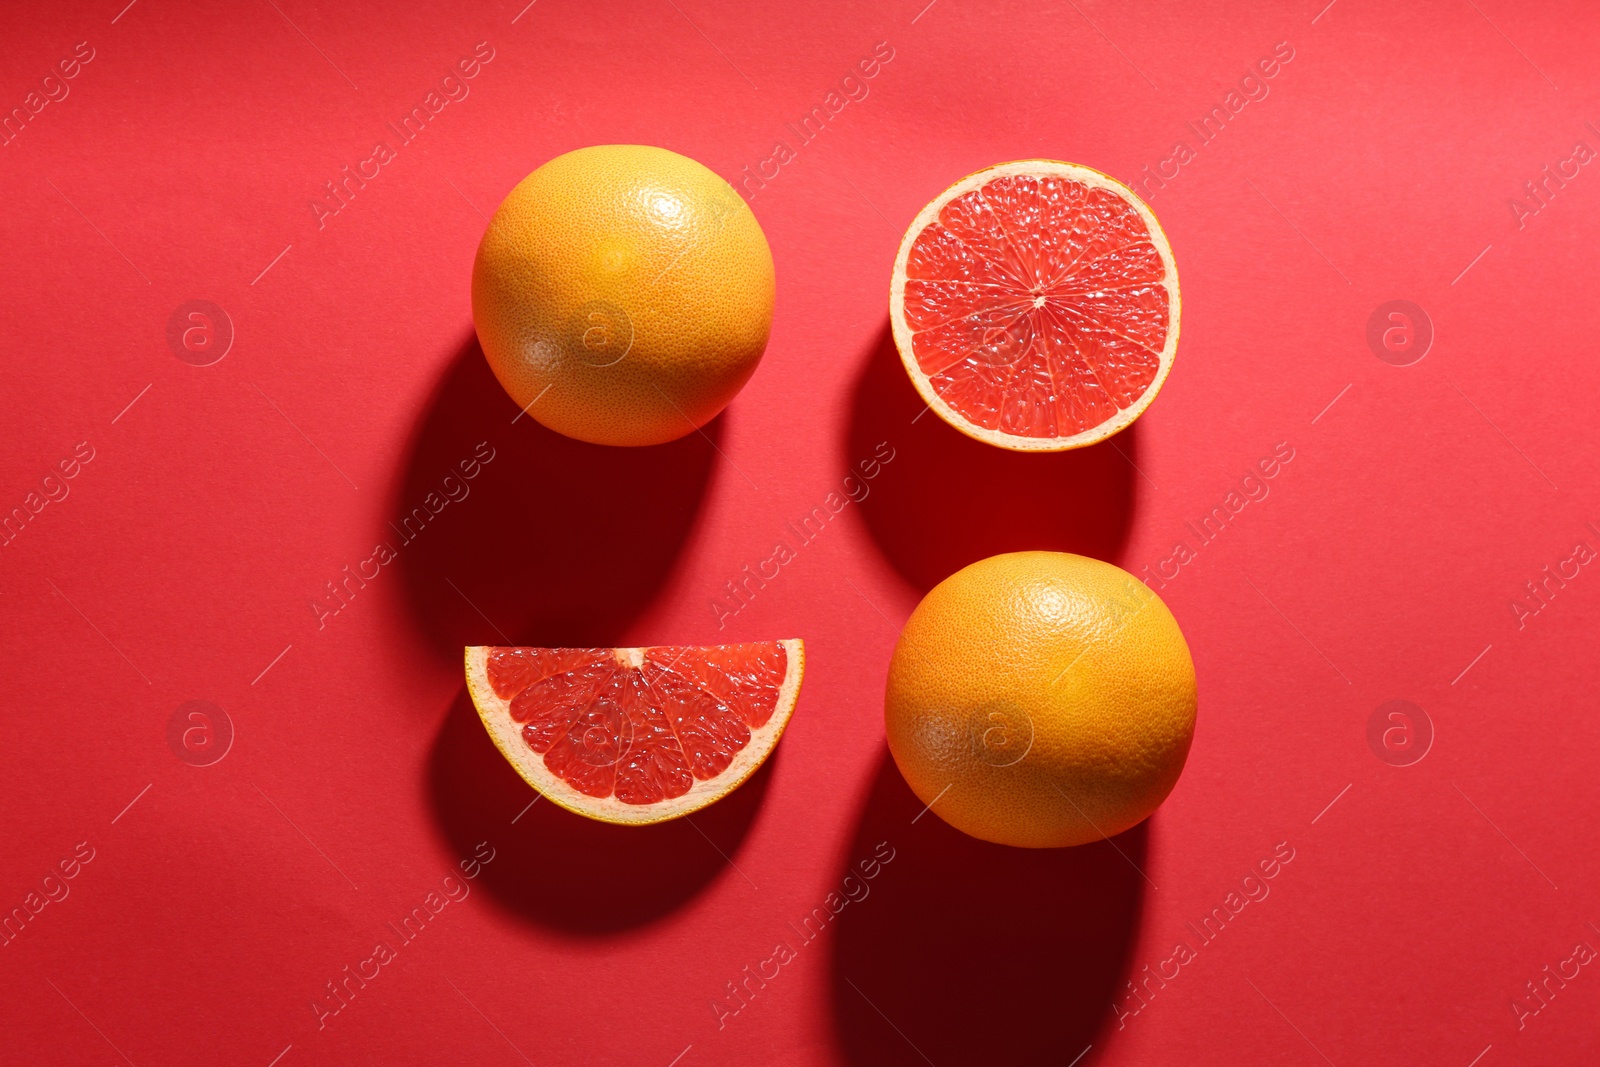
xmin=472 ymin=144 xmax=775 ymax=447
xmin=889 ymin=160 xmax=1180 ymax=451
xmin=465 ymin=640 xmax=803 ymax=825
xmin=884 ymin=552 xmax=1195 ymax=848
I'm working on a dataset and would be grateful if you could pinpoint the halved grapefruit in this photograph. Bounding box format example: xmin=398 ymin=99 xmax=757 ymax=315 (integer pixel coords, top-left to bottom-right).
xmin=889 ymin=160 xmax=1180 ymax=452
xmin=465 ymin=641 xmax=803 ymax=825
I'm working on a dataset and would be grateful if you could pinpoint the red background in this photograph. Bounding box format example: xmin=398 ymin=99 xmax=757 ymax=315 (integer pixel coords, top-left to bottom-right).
xmin=3 ymin=1 xmax=1598 ymax=1064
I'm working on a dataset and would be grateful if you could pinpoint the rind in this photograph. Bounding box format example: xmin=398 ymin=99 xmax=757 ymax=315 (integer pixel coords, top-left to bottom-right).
xmin=888 ymin=159 xmax=1181 ymax=452
xmin=464 ymin=640 xmax=804 ymax=825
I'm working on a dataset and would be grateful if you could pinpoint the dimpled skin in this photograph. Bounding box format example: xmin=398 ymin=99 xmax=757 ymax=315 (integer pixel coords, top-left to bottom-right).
xmin=884 ymin=552 xmax=1197 ymax=848
xmin=472 ymin=145 xmax=776 ymax=446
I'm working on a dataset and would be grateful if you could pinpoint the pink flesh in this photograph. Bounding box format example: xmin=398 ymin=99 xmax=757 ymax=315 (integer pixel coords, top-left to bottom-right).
xmin=485 ymin=643 xmax=786 ymax=805
xmin=904 ymin=174 xmax=1171 ymax=438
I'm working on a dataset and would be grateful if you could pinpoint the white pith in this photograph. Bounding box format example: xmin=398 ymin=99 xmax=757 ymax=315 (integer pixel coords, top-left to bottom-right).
xmin=888 ymin=159 xmax=1182 ymax=452
xmin=464 ymin=640 xmax=804 ymax=826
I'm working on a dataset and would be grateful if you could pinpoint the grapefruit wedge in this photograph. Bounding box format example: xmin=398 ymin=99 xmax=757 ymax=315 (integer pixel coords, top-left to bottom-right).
xmin=465 ymin=641 xmax=803 ymax=825
xmin=889 ymin=160 xmax=1180 ymax=451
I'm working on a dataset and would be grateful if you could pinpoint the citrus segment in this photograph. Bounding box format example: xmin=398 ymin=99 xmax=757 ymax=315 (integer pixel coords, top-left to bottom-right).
xmin=466 ymin=640 xmax=803 ymax=824
xmin=890 ymin=161 xmax=1180 ymax=451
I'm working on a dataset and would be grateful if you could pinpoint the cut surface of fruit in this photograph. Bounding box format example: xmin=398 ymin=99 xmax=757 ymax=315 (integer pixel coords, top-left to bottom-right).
xmin=465 ymin=640 xmax=803 ymax=824
xmin=889 ymin=160 xmax=1180 ymax=452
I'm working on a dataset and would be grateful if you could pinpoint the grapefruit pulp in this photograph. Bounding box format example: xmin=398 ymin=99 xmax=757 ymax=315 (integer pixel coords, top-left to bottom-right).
xmin=465 ymin=640 xmax=803 ymax=825
xmin=889 ymin=160 xmax=1180 ymax=451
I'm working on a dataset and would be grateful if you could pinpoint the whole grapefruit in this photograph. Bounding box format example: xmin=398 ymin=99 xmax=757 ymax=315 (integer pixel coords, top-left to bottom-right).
xmin=884 ymin=551 xmax=1196 ymax=847
xmin=472 ymin=145 xmax=775 ymax=446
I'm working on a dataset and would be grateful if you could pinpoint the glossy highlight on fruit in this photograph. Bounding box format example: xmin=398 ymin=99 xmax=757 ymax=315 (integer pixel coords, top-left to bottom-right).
xmin=884 ymin=552 xmax=1196 ymax=847
xmin=465 ymin=640 xmax=803 ymax=825
xmin=473 ymin=144 xmax=776 ymax=447
xmin=889 ymin=160 xmax=1180 ymax=451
